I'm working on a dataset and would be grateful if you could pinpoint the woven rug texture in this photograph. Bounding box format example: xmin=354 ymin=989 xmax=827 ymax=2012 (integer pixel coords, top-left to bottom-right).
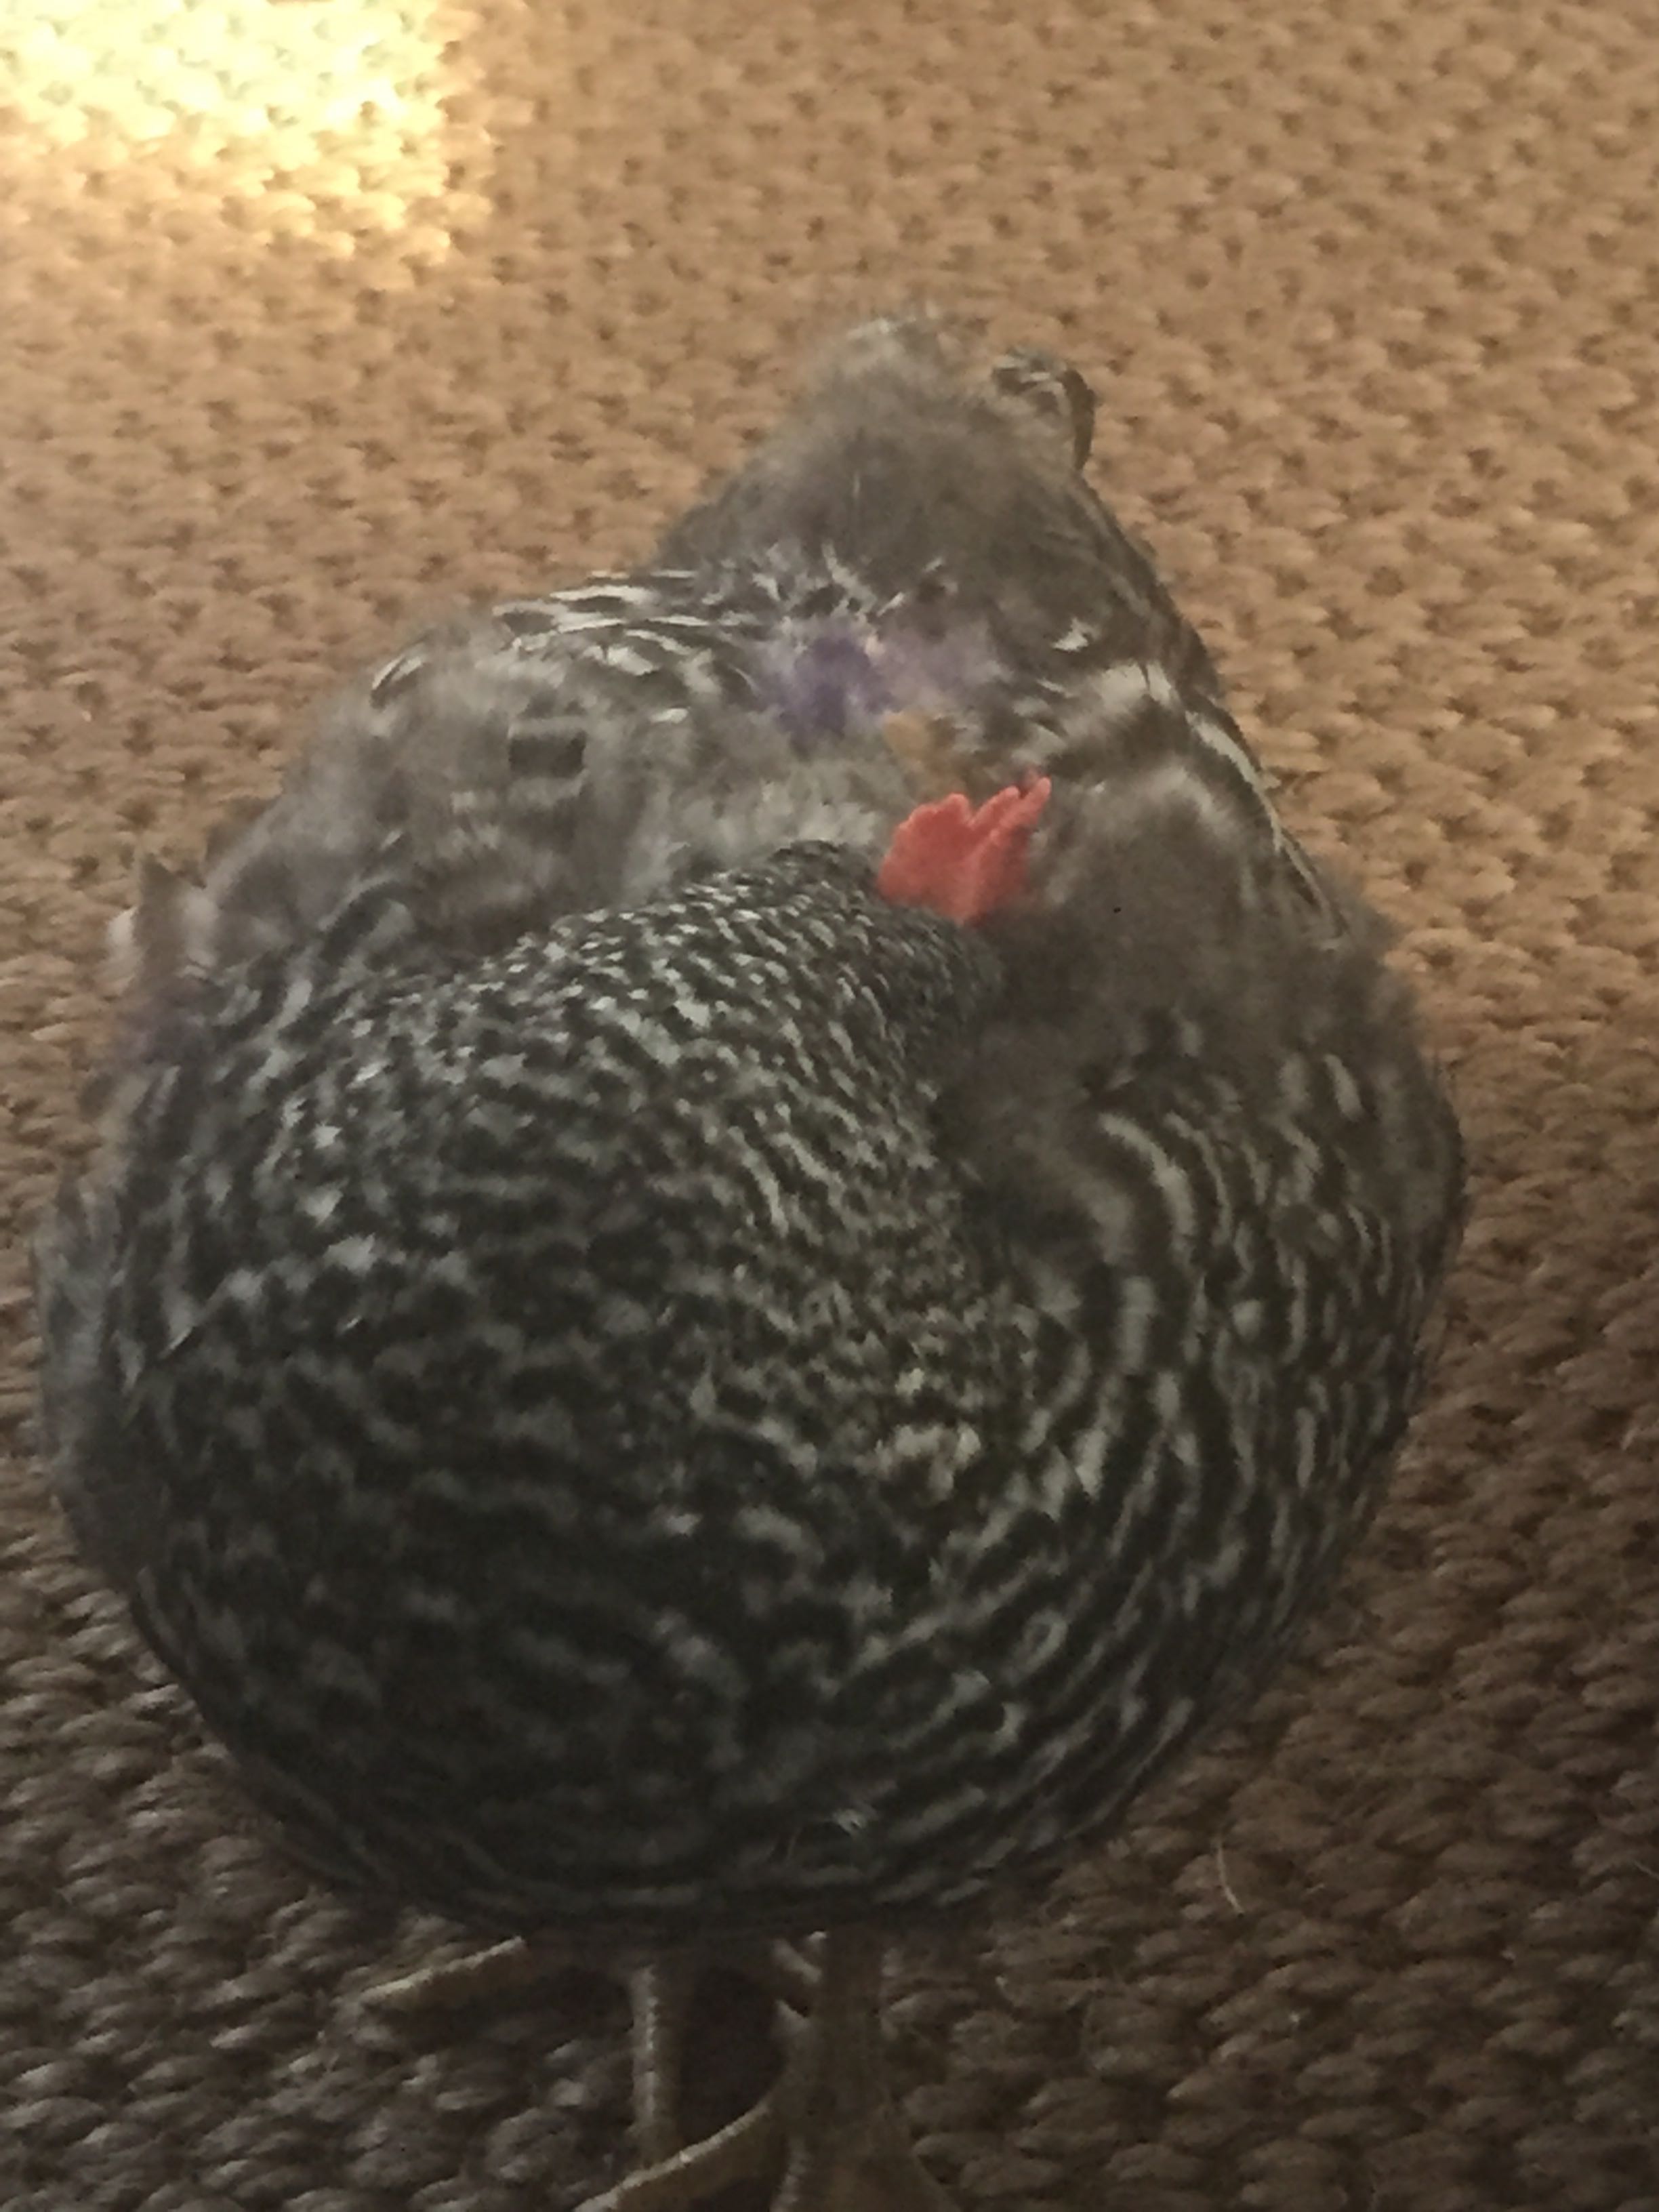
xmin=2 ymin=2 xmax=1657 ymax=2207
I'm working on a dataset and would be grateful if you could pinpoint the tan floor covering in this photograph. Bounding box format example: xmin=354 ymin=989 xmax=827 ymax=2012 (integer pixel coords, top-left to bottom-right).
xmin=3 ymin=2 xmax=1658 ymax=2206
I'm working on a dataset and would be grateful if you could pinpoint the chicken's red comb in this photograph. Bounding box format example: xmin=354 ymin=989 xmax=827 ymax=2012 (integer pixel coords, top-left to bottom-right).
xmin=876 ymin=777 xmax=1052 ymax=925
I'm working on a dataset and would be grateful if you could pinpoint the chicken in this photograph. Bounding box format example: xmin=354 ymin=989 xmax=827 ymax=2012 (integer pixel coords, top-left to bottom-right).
xmin=35 ymin=320 xmax=1465 ymax=2211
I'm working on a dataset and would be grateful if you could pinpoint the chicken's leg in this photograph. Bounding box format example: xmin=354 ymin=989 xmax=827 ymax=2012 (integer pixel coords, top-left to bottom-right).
xmin=773 ymin=1929 xmax=952 ymax=2212
xmin=579 ymin=1929 xmax=951 ymax=2212
xmin=368 ymin=1927 xmax=947 ymax=2210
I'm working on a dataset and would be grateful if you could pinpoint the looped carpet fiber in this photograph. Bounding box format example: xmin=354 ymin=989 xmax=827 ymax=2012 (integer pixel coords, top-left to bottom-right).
xmin=3 ymin=3 xmax=1657 ymax=2207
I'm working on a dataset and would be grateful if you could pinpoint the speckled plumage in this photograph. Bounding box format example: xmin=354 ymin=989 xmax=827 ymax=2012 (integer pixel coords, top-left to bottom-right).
xmin=37 ymin=321 xmax=1464 ymax=1959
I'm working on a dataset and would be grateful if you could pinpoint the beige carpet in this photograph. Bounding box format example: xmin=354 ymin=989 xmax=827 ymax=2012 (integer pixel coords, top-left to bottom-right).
xmin=3 ymin=1 xmax=1658 ymax=2206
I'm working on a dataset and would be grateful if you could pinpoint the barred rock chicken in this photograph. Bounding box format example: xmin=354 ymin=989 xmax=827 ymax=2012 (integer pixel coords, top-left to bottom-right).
xmin=35 ymin=321 xmax=1464 ymax=2211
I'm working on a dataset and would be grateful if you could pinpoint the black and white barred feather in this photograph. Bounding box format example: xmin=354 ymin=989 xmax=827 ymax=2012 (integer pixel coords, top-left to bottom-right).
xmin=37 ymin=319 xmax=1463 ymax=1940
